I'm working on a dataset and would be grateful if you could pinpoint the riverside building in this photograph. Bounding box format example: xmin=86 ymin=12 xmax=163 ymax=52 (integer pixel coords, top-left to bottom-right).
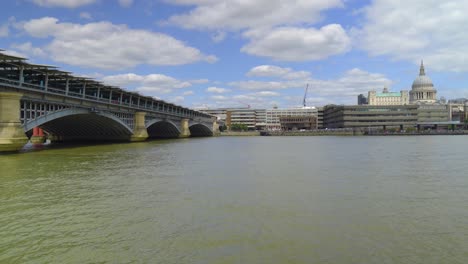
xmin=323 ymin=105 xmax=419 ymax=130
xmin=265 ymin=107 xmax=318 ymax=131
xmin=201 ymin=108 xmax=265 ymax=130
xmin=201 ymin=106 xmax=319 ymax=131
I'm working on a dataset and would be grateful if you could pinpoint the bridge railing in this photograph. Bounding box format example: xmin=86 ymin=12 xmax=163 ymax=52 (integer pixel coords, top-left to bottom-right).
xmin=0 ymin=76 xmax=213 ymax=121
xmin=0 ymin=77 xmax=21 ymax=87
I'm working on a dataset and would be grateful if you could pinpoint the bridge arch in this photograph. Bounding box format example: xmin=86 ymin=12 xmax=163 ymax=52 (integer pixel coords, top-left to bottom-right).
xmin=189 ymin=123 xmax=213 ymax=137
xmin=146 ymin=119 xmax=181 ymax=138
xmin=24 ymin=108 xmax=133 ymax=141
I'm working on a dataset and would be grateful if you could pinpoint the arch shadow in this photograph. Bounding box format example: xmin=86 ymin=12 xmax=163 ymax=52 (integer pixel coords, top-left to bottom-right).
xmin=189 ymin=123 xmax=213 ymax=137
xmin=24 ymin=108 xmax=133 ymax=142
xmin=147 ymin=120 xmax=181 ymax=138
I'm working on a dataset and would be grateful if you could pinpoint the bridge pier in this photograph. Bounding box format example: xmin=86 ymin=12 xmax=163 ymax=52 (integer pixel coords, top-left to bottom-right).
xmin=212 ymin=121 xmax=220 ymax=136
xmin=130 ymin=112 xmax=149 ymax=142
xmin=30 ymin=127 xmax=46 ymax=145
xmin=0 ymin=92 xmax=29 ymax=152
xmin=179 ymin=119 xmax=191 ymax=138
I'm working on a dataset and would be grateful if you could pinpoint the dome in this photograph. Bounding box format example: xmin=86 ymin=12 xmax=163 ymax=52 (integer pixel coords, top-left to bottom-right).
xmin=412 ymin=75 xmax=434 ymax=90
xmin=411 ymin=61 xmax=435 ymax=91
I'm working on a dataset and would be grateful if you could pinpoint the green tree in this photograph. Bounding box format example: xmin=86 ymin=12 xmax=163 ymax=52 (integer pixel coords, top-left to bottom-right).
xmin=231 ymin=123 xmax=248 ymax=131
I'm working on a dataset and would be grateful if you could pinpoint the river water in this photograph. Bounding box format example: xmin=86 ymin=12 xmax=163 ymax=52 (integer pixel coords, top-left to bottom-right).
xmin=1 ymin=136 xmax=468 ymax=263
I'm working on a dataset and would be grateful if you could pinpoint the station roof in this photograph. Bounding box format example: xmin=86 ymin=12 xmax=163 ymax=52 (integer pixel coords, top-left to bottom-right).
xmin=0 ymin=50 xmax=199 ymax=113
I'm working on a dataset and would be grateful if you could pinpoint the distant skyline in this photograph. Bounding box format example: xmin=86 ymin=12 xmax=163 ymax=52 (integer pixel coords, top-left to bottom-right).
xmin=1 ymin=0 xmax=468 ymax=108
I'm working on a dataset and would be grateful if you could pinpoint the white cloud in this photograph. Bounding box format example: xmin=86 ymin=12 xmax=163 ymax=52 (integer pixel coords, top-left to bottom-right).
xmin=197 ymin=67 xmax=392 ymax=108
xmin=183 ymin=90 xmax=195 ymax=96
xmin=190 ymin=78 xmax=210 ymax=84
xmin=231 ymin=68 xmax=392 ymax=105
xmin=137 ymin=86 xmax=173 ymax=95
xmin=0 ymin=23 xmax=8 ymax=37
xmin=20 ymin=17 xmax=217 ymax=69
xmin=103 ymin=73 xmax=191 ymax=88
xmin=79 ymin=12 xmax=92 ymax=20
xmin=31 ymin=0 xmax=97 ymax=8
xmin=211 ymin=31 xmax=226 ymax=43
xmin=164 ymin=0 xmax=343 ymax=31
xmin=0 ymin=17 xmax=16 ymax=37
xmin=118 ymin=0 xmax=133 ymax=7
xmin=242 ymin=25 xmax=351 ymax=61
xmin=102 ymin=73 xmax=193 ymax=96
xmin=356 ymin=0 xmax=468 ymax=72
xmin=0 ymin=49 xmax=27 ymax=58
xmin=10 ymin=42 xmax=47 ymax=58
xmin=247 ymin=65 xmax=311 ymax=80
xmin=254 ymin=91 xmax=280 ymax=97
xmin=229 ymin=80 xmax=297 ymax=90
xmin=206 ymin=86 xmax=231 ymax=93
xmin=163 ymin=0 xmax=349 ymax=62
xmin=170 ymin=96 xmax=185 ymax=104
xmin=211 ymin=95 xmax=229 ymax=101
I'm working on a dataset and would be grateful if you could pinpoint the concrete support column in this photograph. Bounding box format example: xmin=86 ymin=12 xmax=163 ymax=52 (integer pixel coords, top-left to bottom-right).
xmin=30 ymin=127 xmax=46 ymax=145
xmin=82 ymin=82 xmax=87 ymax=98
xmin=19 ymin=67 xmax=24 ymax=85
xmin=130 ymin=112 xmax=148 ymax=142
xmin=179 ymin=118 xmax=191 ymax=138
xmin=44 ymin=73 xmax=49 ymax=91
xmin=65 ymin=78 xmax=69 ymax=96
xmin=0 ymin=92 xmax=28 ymax=152
xmin=212 ymin=120 xmax=220 ymax=136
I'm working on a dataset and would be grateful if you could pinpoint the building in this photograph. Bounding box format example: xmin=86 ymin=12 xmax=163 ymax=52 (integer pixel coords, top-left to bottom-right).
xmin=317 ymin=107 xmax=324 ymax=129
xmin=417 ymin=104 xmax=450 ymax=123
xmin=357 ymin=94 xmax=368 ymax=105
xmin=255 ymin=109 xmax=266 ymax=130
xmin=201 ymin=108 xmax=266 ymax=130
xmin=410 ymin=61 xmax=437 ymax=104
xmin=368 ymin=87 xmax=409 ymax=105
xmin=323 ymin=105 xmax=419 ymax=130
xmin=265 ymin=107 xmax=318 ymax=131
xmin=202 ymin=106 xmax=319 ymax=131
xmin=280 ymin=116 xmax=317 ymax=131
xmin=323 ymin=104 xmax=451 ymax=130
xmin=226 ymin=108 xmax=262 ymax=130
xmin=446 ymin=99 xmax=467 ymax=122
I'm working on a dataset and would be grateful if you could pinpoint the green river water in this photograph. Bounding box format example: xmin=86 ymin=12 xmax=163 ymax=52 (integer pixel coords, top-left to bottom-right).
xmin=1 ymin=136 xmax=468 ymax=263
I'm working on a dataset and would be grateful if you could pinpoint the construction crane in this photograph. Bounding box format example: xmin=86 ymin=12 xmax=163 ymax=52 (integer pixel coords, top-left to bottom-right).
xmin=303 ymin=83 xmax=309 ymax=107
xmin=237 ymin=101 xmax=251 ymax=109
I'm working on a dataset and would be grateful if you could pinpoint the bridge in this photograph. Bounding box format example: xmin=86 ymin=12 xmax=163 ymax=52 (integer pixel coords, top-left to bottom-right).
xmin=0 ymin=51 xmax=218 ymax=152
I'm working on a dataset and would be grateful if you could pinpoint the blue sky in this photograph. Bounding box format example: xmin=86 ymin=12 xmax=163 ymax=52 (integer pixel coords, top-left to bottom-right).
xmin=1 ymin=0 xmax=468 ymax=109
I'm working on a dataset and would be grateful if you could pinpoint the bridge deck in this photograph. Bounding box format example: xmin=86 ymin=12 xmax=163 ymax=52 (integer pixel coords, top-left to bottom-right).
xmin=0 ymin=51 xmax=212 ymax=121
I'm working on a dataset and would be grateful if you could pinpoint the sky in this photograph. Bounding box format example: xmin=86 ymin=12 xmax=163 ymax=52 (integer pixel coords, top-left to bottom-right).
xmin=1 ymin=0 xmax=468 ymax=109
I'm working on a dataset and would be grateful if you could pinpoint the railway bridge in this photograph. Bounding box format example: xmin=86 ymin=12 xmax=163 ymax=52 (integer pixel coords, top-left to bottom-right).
xmin=0 ymin=51 xmax=218 ymax=152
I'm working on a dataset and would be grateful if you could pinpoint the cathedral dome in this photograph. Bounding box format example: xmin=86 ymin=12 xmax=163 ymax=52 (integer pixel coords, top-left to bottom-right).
xmin=411 ymin=61 xmax=435 ymax=91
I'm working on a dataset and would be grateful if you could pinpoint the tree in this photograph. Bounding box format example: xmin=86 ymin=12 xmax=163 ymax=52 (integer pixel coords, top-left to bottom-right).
xmin=230 ymin=123 xmax=248 ymax=131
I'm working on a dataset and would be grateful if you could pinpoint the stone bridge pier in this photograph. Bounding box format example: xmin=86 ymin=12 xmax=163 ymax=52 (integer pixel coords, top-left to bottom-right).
xmin=0 ymin=92 xmax=28 ymax=152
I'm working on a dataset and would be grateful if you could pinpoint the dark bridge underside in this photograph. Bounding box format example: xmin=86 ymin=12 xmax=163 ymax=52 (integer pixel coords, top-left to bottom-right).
xmin=32 ymin=114 xmax=133 ymax=142
xmin=189 ymin=124 xmax=213 ymax=137
xmin=147 ymin=121 xmax=180 ymax=138
xmin=147 ymin=121 xmax=213 ymax=138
